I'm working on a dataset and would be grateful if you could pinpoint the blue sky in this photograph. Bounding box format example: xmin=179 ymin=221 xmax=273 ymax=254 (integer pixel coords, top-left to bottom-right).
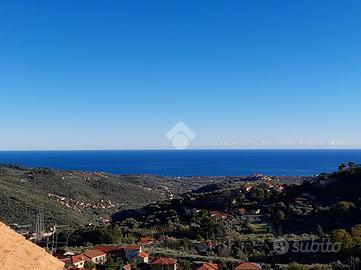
xmin=0 ymin=0 xmax=360 ymax=150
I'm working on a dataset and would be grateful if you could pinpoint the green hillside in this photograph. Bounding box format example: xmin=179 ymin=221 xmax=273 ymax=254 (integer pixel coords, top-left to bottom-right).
xmin=0 ymin=164 xmax=183 ymax=227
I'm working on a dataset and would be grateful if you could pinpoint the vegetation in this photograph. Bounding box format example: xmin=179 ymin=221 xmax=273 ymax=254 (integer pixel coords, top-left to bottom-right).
xmin=0 ymin=164 xmax=195 ymax=226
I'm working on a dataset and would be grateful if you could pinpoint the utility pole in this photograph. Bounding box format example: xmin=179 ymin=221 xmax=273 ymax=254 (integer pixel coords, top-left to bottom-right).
xmin=49 ymin=223 xmax=70 ymax=254
xmin=35 ymin=210 xmax=45 ymax=242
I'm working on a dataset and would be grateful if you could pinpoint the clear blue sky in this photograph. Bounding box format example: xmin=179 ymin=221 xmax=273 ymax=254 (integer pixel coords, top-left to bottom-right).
xmin=0 ymin=0 xmax=360 ymax=150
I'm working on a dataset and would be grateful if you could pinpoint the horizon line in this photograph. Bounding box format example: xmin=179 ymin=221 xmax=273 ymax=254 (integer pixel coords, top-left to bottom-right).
xmin=1 ymin=148 xmax=361 ymax=152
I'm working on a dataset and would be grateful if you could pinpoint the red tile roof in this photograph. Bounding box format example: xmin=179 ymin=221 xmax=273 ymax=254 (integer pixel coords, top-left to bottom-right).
xmin=136 ymin=251 xmax=149 ymax=258
xmin=123 ymin=264 xmax=131 ymax=270
xmin=71 ymin=254 xmax=89 ymax=264
xmin=83 ymin=249 xmax=106 ymax=259
xmin=94 ymin=245 xmax=123 ymax=253
xmin=195 ymin=263 xmax=218 ymax=270
xmin=151 ymin=257 xmax=177 ymax=265
xmin=234 ymin=263 xmax=262 ymax=270
xmin=138 ymin=237 xmax=152 ymax=245
xmin=209 ymin=211 xmax=227 ymax=219
xmin=123 ymin=246 xmax=141 ymax=251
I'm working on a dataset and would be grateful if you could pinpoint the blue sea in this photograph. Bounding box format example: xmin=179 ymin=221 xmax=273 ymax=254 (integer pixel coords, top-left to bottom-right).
xmin=0 ymin=150 xmax=361 ymax=176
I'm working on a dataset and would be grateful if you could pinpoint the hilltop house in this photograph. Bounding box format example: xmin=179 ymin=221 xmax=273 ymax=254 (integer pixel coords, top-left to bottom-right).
xmin=151 ymin=257 xmax=177 ymax=270
xmin=193 ymin=262 xmax=218 ymax=270
xmin=130 ymin=251 xmax=149 ymax=264
xmin=70 ymin=254 xmax=88 ymax=269
xmin=94 ymin=245 xmax=123 ymax=257
xmin=209 ymin=211 xmax=227 ymax=219
xmin=234 ymin=262 xmax=262 ymax=270
xmin=123 ymin=246 xmax=142 ymax=261
xmin=83 ymin=249 xmax=107 ymax=265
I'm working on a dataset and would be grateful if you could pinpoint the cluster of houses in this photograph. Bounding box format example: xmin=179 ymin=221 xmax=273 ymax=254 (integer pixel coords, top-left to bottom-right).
xmin=48 ymin=193 xmax=120 ymax=211
xmin=58 ymin=245 xmax=148 ymax=269
xmin=57 ymin=244 xmax=263 ymax=270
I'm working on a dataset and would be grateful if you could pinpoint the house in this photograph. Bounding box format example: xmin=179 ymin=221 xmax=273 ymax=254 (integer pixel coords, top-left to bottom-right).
xmin=193 ymin=262 xmax=218 ymax=270
xmin=209 ymin=211 xmax=227 ymax=219
xmin=274 ymin=185 xmax=284 ymax=192
xmin=239 ymin=208 xmax=246 ymax=215
xmin=138 ymin=236 xmax=153 ymax=245
xmin=123 ymin=246 xmax=142 ymax=261
xmin=123 ymin=264 xmax=132 ymax=270
xmin=94 ymin=245 xmax=123 ymax=257
xmin=151 ymin=257 xmax=177 ymax=270
xmin=195 ymin=241 xmax=213 ymax=254
xmin=83 ymin=249 xmax=107 ymax=265
xmin=234 ymin=262 xmax=262 ymax=270
xmin=131 ymin=251 xmax=149 ymax=263
xmin=0 ymin=221 xmax=65 ymax=270
xmin=243 ymin=184 xmax=253 ymax=192
xmin=70 ymin=254 xmax=89 ymax=269
xmin=250 ymin=209 xmax=261 ymax=215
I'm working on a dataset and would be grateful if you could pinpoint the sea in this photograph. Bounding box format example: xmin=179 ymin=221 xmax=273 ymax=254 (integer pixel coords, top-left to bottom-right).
xmin=1 ymin=149 xmax=361 ymax=177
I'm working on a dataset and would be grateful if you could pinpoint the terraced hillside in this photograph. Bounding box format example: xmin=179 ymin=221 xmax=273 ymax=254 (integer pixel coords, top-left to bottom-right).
xmin=0 ymin=164 xmax=186 ymax=227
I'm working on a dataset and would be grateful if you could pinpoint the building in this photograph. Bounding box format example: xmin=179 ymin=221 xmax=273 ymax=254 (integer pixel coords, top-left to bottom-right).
xmin=70 ymin=254 xmax=88 ymax=269
xmin=131 ymin=251 xmax=149 ymax=264
xmin=123 ymin=264 xmax=132 ymax=270
xmin=209 ymin=211 xmax=227 ymax=219
xmin=138 ymin=236 xmax=153 ymax=245
xmin=83 ymin=249 xmax=107 ymax=264
xmin=195 ymin=241 xmax=213 ymax=254
xmin=234 ymin=262 xmax=262 ymax=270
xmin=94 ymin=245 xmax=123 ymax=257
xmin=0 ymin=221 xmax=64 ymax=270
xmin=194 ymin=262 xmax=218 ymax=270
xmin=123 ymin=246 xmax=142 ymax=261
xmin=151 ymin=257 xmax=177 ymax=270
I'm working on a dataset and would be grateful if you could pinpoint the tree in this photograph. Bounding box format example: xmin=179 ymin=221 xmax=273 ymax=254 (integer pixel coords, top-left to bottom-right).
xmin=178 ymin=259 xmax=192 ymax=270
xmin=84 ymin=261 xmax=96 ymax=270
xmin=352 ymin=224 xmax=361 ymax=238
xmin=338 ymin=163 xmax=347 ymax=172
xmin=274 ymin=210 xmax=285 ymax=224
xmin=215 ymin=244 xmax=231 ymax=257
xmin=317 ymin=224 xmax=325 ymax=238
xmin=112 ymin=225 xmax=122 ymax=243
xmin=334 ymin=201 xmax=356 ymax=215
xmin=331 ymin=229 xmax=353 ymax=256
xmin=288 ymin=262 xmax=310 ymax=270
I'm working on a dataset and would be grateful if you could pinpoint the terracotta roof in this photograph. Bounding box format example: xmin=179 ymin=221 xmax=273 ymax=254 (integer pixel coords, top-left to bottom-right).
xmin=123 ymin=264 xmax=132 ymax=270
xmin=234 ymin=263 xmax=262 ymax=270
xmin=123 ymin=246 xmax=141 ymax=251
xmin=83 ymin=249 xmax=106 ymax=258
xmin=138 ymin=237 xmax=152 ymax=245
xmin=195 ymin=262 xmax=218 ymax=270
xmin=0 ymin=221 xmax=64 ymax=270
xmin=71 ymin=254 xmax=89 ymax=264
xmin=209 ymin=211 xmax=227 ymax=219
xmin=136 ymin=251 xmax=149 ymax=258
xmin=151 ymin=257 xmax=177 ymax=265
xmin=94 ymin=245 xmax=123 ymax=253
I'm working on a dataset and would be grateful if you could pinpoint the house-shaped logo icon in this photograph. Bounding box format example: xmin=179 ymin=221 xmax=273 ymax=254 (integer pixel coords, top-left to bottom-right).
xmin=166 ymin=121 xmax=196 ymax=150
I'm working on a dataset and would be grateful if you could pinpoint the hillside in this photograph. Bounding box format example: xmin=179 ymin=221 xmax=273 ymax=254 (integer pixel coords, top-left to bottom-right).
xmin=0 ymin=164 xmax=195 ymax=227
xmin=109 ymin=163 xmax=361 ymax=265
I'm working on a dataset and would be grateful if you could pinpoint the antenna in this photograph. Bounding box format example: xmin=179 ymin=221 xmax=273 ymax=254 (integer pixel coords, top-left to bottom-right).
xmin=49 ymin=223 xmax=70 ymax=254
xmin=35 ymin=210 xmax=45 ymax=242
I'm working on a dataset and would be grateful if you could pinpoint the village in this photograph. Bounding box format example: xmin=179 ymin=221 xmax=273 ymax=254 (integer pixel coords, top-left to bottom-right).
xmin=55 ymin=242 xmax=263 ymax=270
